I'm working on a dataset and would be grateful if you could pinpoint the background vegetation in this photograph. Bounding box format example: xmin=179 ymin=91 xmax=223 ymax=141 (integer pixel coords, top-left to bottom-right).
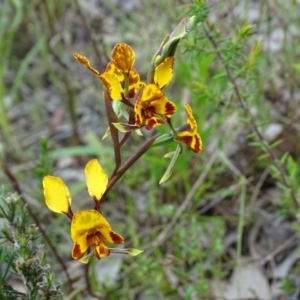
xmin=1 ymin=0 xmax=300 ymax=299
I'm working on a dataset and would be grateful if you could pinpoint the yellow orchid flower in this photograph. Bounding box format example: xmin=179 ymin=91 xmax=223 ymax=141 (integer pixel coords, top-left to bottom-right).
xmin=133 ymin=56 xmax=176 ymax=130
xmin=100 ymin=43 xmax=144 ymax=100
xmin=176 ymin=103 xmax=203 ymax=153
xmin=43 ymin=159 xmax=124 ymax=260
xmin=134 ymin=84 xmax=177 ymax=130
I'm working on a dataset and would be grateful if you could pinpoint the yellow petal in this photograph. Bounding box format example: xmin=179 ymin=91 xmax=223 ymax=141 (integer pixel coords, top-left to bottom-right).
xmin=100 ymin=72 xmax=123 ymax=100
xmin=177 ymin=132 xmax=202 ymax=153
xmin=134 ymin=88 xmax=144 ymax=127
xmin=140 ymin=84 xmax=164 ymax=103
xmin=111 ymin=43 xmax=135 ymax=74
xmin=145 ymin=117 xmax=164 ymax=130
xmin=43 ymin=176 xmax=72 ymax=214
xmin=73 ymin=53 xmax=101 ymax=77
xmin=84 ymin=159 xmax=108 ymax=201
xmin=127 ymin=68 xmax=144 ymax=98
xmin=101 ymin=230 xmax=124 ymax=244
xmin=152 ymin=98 xmax=177 ymax=116
xmin=71 ymin=232 xmax=89 ymax=260
xmin=105 ymin=62 xmax=123 ymax=82
xmin=94 ymin=241 xmax=110 ymax=259
xmin=185 ymin=103 xmax=198 ymax=132
xmin=154 ymin=56 xmax=175 ymax=89
xmin=71 ymin=210 xmax=111 ymax=242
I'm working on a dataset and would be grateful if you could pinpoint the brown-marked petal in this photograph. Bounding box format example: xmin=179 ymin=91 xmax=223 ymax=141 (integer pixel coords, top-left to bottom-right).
xmin=84 ymin=159 xmax=108 ymax=201
xmin=105 ymin=62 xmax=123 ymax=81
xmin=152 ymin=98 xmax=177 ymax=116
xmin=73 ymin=53 xmax=101 ymax=77
xmin=111 ymin=43 xmax=135 ymax=74
xmin=145 ymin=117 xmax=164 ymax=130
xmin=43 ymin=176 xmax=72 ymax=214
xmin=185 ymin=103 xmax=198 ymax=132
xmin=71 ymin=232 xmax=89 ymax=260
xmin=176 ymin=103 xmax=203 ymax=153
xmin=101 ymin=230 xmax=124 ymax=244
xmin=71 ymin=210 xmax=111 ymax=242
xmin=94 ymin=242 xmax=110 ymax=259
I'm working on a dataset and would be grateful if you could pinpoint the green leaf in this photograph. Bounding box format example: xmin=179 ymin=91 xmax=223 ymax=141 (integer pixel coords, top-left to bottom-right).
xmin=112 ymin=122 xmax=141 ymax=133
xmin=159 ymin=144 xmax=182 ymax=184
xmin=151 ymin=133 xmax=174 ymax=148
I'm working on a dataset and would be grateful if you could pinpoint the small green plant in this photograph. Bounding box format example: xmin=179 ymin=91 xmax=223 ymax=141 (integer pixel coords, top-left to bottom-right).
xmin=0 ymin=190 xmax=62 ymax=299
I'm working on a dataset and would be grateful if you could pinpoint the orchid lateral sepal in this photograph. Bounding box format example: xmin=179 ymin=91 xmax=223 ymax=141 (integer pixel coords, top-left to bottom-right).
xmin=109 ymin=248 xmax=143 ymax=256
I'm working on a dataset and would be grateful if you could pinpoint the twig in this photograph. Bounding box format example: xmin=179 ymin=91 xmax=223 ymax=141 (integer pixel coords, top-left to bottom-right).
xmin=203 ymin=24 xmax=299 ymax=209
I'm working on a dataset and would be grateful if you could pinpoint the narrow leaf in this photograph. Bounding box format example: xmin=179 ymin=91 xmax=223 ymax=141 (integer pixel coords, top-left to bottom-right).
xmin=159 ymin=144 xmax=181 ymax=184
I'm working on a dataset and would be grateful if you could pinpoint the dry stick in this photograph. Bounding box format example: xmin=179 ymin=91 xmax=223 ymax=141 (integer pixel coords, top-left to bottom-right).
xmin=105 ymin=133 xmax=161 ymax=196
xmin=152 ymin=150 xmax=219 ymax=248
xmin=203 ymin=24 xmax=299 ymax=210
xmin=1 ymin=161 xmax=74 ymax=291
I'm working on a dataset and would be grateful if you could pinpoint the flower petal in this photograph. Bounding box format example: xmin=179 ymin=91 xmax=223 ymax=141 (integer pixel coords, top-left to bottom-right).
xmin=111 ymin=43 xmax=135 ymax=74
xmin=71 ymin=210 xmax=111 ymax=242
xmin=176 ymin=104 xmax=202 ymax=153
xmin=134 ymin=90 xmax=144 ymax=127
xmin=71 ymin=232 xmax=89 ymax=260
xmin=84 ymin=159 xmax=108 ymax=201
xmin=154 ymin=56 xmax=175 ymax=89
xmin=94 ymin=241 xmax=110 ymax=259
xmin=100 ymin=72 xmax=123 ymax=100
xmin=127 ymin=68 xmax=145 ymax=98
xmin=185 ymin=103 xmax=198 ymax=132
xmin=101 ymin=230 xmax=124 ymax=244
xmin=145 ymin=117 xmax=164 ymax=130
xmin=43 ymin=176 xmax=72 ymax=214
xmin=139 ymin=84 xmax=165 ymax=103
xmin=152 ymin=98 xmax=177 ymax=116
xmin=105 ymin=61 xmax=123 ymax=81
xmin=73 ymin=53 xmax=101 ymax=77
xmin=177 ymin=132 xmax=202 ymax=153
